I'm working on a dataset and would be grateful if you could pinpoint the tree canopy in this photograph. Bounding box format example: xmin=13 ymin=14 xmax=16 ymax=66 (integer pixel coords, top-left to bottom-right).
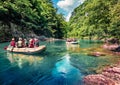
xmin=0 ymin=0 xmax=67 ymax=39
xmin=68 ymin=0 xmax=120 ymax=39
xmin=1 ymin=0 xmax=120 ymax=41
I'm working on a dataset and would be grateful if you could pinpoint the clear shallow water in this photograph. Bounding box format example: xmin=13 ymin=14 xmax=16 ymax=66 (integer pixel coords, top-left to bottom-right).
xmin=0 ymin=40 xmax=120 ymax=85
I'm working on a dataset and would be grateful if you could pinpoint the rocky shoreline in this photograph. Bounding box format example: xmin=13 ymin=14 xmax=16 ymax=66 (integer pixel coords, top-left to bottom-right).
xmin=83 ymin=43 xmax=120 ymax=85
xmin=83 ymin=63 xmax=120 ymax=85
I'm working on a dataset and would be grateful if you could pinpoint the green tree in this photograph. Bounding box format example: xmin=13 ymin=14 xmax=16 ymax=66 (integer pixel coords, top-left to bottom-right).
xmin=0 ymin=0 xmax=67 ymax=39
xmin=68 ymin=0 xmax=120 ymax=40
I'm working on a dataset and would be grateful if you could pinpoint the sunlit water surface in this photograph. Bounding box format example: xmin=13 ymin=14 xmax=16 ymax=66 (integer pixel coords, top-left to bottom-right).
xmin=0 ymin=40 xmax=120 ymax=85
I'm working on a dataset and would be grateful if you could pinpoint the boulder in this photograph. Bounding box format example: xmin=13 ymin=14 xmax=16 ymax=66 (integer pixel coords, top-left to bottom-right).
xmin=102 ymin=44 xmax=119 ymax=51
xmin=102 ymin=72 xmax=120 ymax=84
xmin=103 ymin=67 xmax=120 ymax=74
xmin=83 ymin=67 xmax=120 ymax=85
xmin=83 ymin=74 xmax=116 ymax=85
xmin=113 ymin=46 xmax=120 ymax=52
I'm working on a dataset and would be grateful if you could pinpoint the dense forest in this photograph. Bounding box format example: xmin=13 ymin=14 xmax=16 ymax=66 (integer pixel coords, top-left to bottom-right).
xmin=68 ymin=0 xmax=120 ymax=40
xmin=0 ymin=0 xmax=120 ymax=42
xmin=0 ymin=0 xmax=67 ymax=42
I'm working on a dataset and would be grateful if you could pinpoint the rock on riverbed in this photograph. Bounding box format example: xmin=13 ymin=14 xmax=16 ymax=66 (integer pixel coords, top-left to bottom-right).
xmin=83 ymin=66 xmax=120 ymax=85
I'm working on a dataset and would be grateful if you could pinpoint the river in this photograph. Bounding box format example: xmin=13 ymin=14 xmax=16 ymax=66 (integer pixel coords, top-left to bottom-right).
xmin=0 ymin=40 xmax=120 ymax=85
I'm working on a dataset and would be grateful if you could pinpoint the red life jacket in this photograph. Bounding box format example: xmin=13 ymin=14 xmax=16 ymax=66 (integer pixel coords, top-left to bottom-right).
xmin=10 ymin=40 xmax=16 ymax=47
xmin=29 ymin=39 xmax=35 ymax=48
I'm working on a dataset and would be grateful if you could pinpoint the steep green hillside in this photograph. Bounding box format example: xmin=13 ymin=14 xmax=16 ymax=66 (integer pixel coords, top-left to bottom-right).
xmin=0 ymin=0 xmax=67 ymax=42
xmin=68 ymin=0 xmax=120 ymax=39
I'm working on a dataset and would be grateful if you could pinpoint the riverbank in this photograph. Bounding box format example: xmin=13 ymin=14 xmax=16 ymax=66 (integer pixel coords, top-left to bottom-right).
xmin=0 ymin=21 xmax=64 ymax=43
xmin=83 ymin=61 xmax=120 ymax=85
xmin=83 ymin=43 xmax=120 ymax=85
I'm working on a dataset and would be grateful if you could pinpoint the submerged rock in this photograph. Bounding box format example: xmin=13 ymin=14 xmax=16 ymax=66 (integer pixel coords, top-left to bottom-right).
xmin=102 ymin=44 xmax=120 ymax=56
xmin=102 ymin=44 xmax=119 ymax=51
xmin=88 ymin=52 xmax=106 ymax=57
xmin=83 ymin=74 xmax=116 ymax=85
xmin=83 ymin=66 xmax=120 ymax=85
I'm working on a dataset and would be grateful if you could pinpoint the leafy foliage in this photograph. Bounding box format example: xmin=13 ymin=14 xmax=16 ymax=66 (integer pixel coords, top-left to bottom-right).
xmin=0 ymin=0 xmax=67 ymax=38
xmin=68 ymin=0 xmax=120 ymax=39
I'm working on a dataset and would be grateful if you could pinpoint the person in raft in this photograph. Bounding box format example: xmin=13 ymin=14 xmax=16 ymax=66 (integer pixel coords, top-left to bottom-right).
xmin=10 ymin=38 xmax=16 ymax=47
xmin=24 ymin=39 xmax=28 ymax=47
xmin=7 ymin=38 xmax=16 ymax=51
xmin=29 ymin=38 xmax=35 ymax=48
xmin=34 ymin=38 xmax=39 ymax=47
xmin=17 ymin=37 xmax=23 ymax=48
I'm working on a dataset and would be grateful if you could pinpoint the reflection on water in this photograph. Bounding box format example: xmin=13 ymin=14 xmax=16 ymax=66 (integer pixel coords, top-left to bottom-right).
xmin=7 ymin=52 xmax=43 ymax=68
xmin=1 ymin=40 xmax=120 ymax=85
xmin=52 ymin=54 xmax=83 ymax=85
xmin=66 ymin=43 xmax=81 ymax=52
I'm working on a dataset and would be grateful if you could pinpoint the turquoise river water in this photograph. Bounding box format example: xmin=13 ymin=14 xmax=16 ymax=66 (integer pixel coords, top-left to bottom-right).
xmin=0 ymin=40 xmax=120 ymax=85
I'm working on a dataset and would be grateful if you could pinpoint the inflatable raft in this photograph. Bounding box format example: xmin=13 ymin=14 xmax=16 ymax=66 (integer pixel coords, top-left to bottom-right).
xmin=6 ymin=45 xmax=46 ymax=54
